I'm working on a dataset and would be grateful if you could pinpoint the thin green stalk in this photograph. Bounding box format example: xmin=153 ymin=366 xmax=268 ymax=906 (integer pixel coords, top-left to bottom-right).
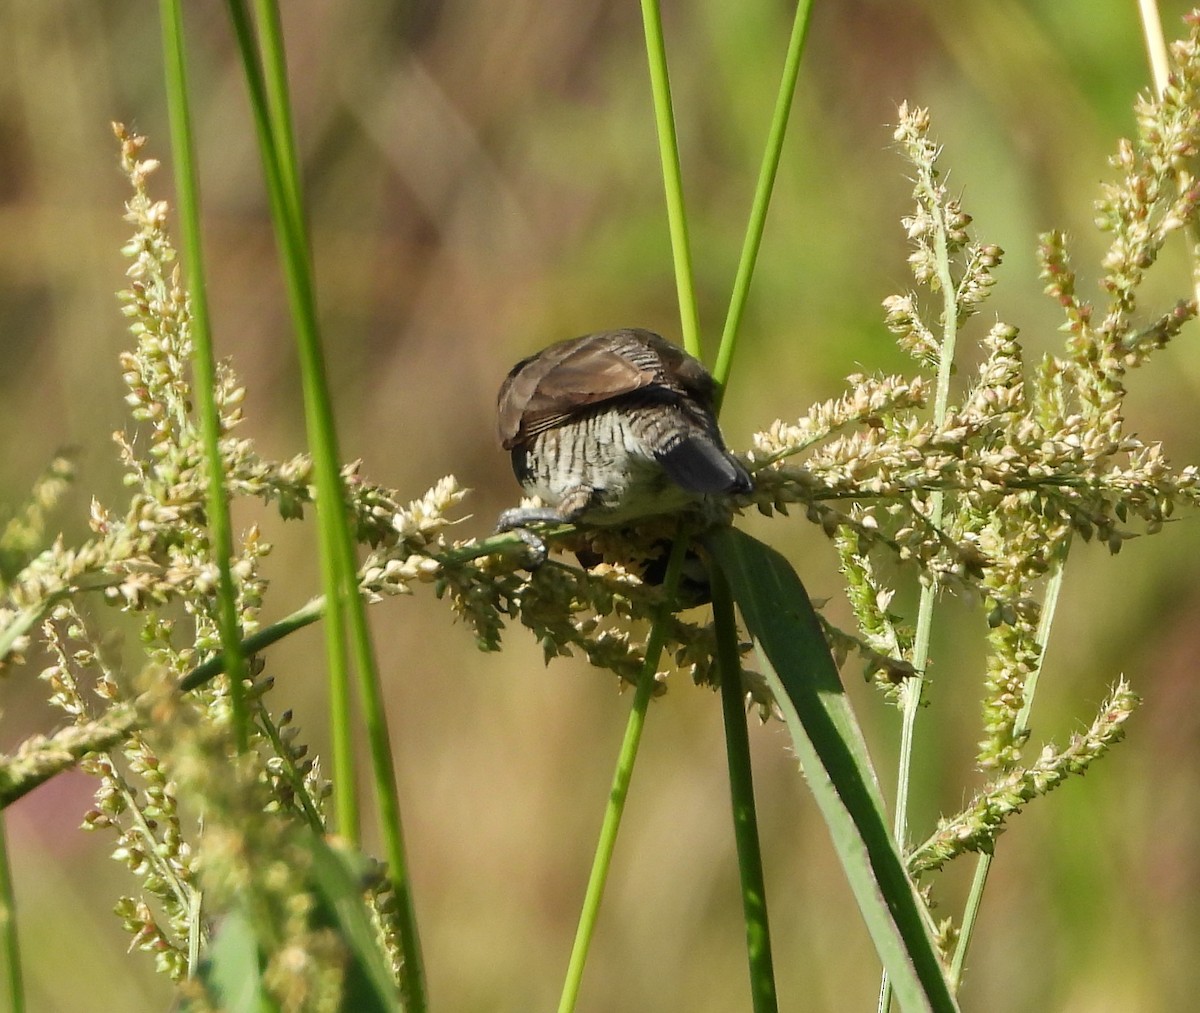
xmin=341 ymin=596 xmax=426 ymax=1011
xmin=881 ymin=157 xmax=961 ymax=1013
xmin=707 ymin=13 xmax=813 ymax=993
xmin=251 ymin=0 xmax=305 ymax=235
xmin=1 ymin=599 xmax=322 ymax=811
xmin=321 ymin=525 xmax=359 ymax=843
xmin=256 ymin=708 xmax=326 ymax=834
xmin=0 ymin=817 xmax=23 ymax=1013
xmin=949 ymin=553 xmax=1069 ymax=986
xmin=224 ymin=5 xmax=426 ymax=1006
xmin=558 ymin=538 xmax=688 ymax=1013
xmin=950 ymin=854 xmax=990 ymax=989
xmin=233 ymin=1 xmax=357 ymax=839
xmin=712 ymin=0 xmax=815 ymax=405
xmin=182 ymin=595 xmax=325 ymax=690
xmin=0 ymin=706 xmax=140 ymax=811
xmin=0 ymin=592 xmax=69 ymax=667
xmin=890 ymin=164 xmax=961 ymax=845
xmin=712 ymin=568 xmax=778 ymax=1013
xmin=1137 ymin=2 xmax=1200 ymax=312
xmin=222 ymin=0 xmax=359 ymax=842
xmin=160 ymin=0 xmax=251 ymax=753
xmin=1138 ymin=0 xmax=1171 ymax=95
xmin=186 ymin=882 xmax=203 ymax=979
xmin=1012 ymin=553 xmax=1067 ymax=738
xmin=891 ymin=591 xmax=936 ymax=846
xmin=640 ymin=0 xmax=701 ymax=357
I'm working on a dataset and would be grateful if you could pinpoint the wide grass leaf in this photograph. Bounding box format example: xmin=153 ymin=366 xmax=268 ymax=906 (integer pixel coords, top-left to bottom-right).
xmin=194 ymin=908 xmax=274 ymax=1013
xmin=304 ymin=833 xmax=406 ymax=1013
xmin=704 ymin=527 xmax=958 ymax=1013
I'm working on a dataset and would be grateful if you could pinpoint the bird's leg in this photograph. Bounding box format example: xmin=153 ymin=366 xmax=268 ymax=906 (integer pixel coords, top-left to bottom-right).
xmin=494 ymin=507 xmax=562 ymax=568
xmin=494 ymin=505 xmax=569 ymax=531
xmin=494 ymin=488 xmax=593 ymax=569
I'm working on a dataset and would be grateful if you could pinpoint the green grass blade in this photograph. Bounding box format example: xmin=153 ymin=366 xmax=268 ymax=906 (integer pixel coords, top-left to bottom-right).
xmin=194 ymin=908 xmax=276 ymax=1013
xmin=0 ymin=817 xmax=24 ymax=1013
xmin=704 ymin=527 xmax=958 ymax=1013
xmin=713 ymin=0 xmax=815 ymax=406
xmin=0 ymin=594 xmax=66 ymax=667
xmin=303 ymin=834 xmax=406 ymax=1013
xmin=558 ymin=537 xmax=688 ymax=1013
xmin=705 ymin=10 xmax=812 ymax=988
xmin=160 ymin=0 xmax=251 ymax=752
xmin=251 ymin=0 xmax=306 ymax=236
xmin=712 ymin=567 xmax=778 ymax=1012
xmin=223 ymin=5 xmax=426 ymax=1007
xmin=222 ymin=0 xmax=359 ymax=838
xmin=639 ymin=0 xmax=701 ymax=357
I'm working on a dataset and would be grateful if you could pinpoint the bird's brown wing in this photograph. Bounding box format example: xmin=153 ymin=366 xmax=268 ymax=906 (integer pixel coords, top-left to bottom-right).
xmin=497 ymin=331 xmax=664 ymax=448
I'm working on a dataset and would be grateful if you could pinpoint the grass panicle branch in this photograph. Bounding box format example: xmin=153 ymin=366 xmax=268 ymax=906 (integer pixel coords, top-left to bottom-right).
xmin=907 ymin=679 xmax=1139 ymax=877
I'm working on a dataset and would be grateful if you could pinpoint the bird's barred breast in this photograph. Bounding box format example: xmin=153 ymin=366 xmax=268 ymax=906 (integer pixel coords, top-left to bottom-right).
xmin=515 ymin=406 xmax=697 ymax=523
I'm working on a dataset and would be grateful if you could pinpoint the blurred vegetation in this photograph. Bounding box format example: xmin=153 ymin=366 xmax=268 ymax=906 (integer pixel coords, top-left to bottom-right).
xmin=2 ymin=2 xmax=1200 ymax=1011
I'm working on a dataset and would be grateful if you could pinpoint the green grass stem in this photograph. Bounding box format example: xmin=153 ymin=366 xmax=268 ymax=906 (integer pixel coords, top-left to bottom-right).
xmin=712 ymin=567 xmax=778 ymax=1012
xmin=557 ymin=537 xmax=688 ymax=1013
xmin=222 ymin=0 xmax=360 ymax=843
xmin=159 ymin=0 xmax=251 ymax=753
xmin=712 ymin=0 xmax=814 ymax=406
xmin=890 ymin=156 xmax=962 ymax=841
xmin=880 ymin=146 xmax=962 ymax=1013
xmin=951 ymin=851 xmax=990 ymax=992
xmin=709 ymin=5 xmax=814 ymax=1003
xmin=1137 ymin=2 xmax=1200 ymax=311
xmin=639 ymin=0 xmax=701 ymax=358
xmin=0 ymin=818 xmax=23 ymax=1013
xmin=1138 ymin=0 xmax=1171 ymax=95
xmin=223 ymin=4 xmax=426 ymax=1006
xmin=252 ymin=0 xmax=306 ymax=234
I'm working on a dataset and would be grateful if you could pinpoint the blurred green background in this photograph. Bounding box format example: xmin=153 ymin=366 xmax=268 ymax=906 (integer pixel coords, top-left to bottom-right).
xmin=3 ymin=2 xmax=1200 ymax=1010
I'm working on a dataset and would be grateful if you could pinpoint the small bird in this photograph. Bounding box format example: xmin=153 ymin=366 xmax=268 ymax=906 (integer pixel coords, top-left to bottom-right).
xmin=495 ymin=328 xmax=751 ymax=540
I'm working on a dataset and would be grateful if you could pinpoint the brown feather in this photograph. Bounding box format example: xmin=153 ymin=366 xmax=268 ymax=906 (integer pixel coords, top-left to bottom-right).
xmin=496 ymin=328 xmax=713 ymax=449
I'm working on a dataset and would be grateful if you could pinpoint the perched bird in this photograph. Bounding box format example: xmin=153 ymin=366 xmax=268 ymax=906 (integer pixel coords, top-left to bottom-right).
xmin=495 ymin=328 xmax=751 ymax=539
